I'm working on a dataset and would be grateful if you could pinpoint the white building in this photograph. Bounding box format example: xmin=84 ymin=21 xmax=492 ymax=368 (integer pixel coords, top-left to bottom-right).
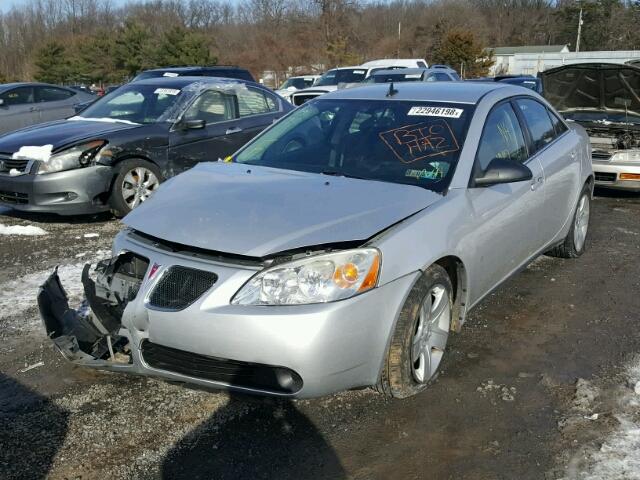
xmin=488 ymin=45 xmax=640 ymax=76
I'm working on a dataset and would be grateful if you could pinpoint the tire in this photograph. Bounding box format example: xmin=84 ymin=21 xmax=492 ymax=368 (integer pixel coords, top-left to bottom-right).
xmin=109 ymin=159 xmax=163 ymax=217
xmin=546 ymin=183 xmax=591 ymax=259
xmin=378 ymin=264 xmax=453 ymax=398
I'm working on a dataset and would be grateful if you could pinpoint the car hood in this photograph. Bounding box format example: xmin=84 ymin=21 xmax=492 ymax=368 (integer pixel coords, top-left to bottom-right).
xmin=123 ymin=162 xmax=442 ymax=258
xmin=0 ymin=119 xmax=142 ymax=153
xmin=540 ymin=63 xmax=640 ymax=121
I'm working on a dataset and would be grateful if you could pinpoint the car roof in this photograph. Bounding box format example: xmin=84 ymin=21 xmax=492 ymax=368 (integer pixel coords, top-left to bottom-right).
xmin=0 ymin=82 xmax=73 ymax=91
xmin=123 ymin=76 xmax=259 ymax=89
xmin=141 ymin=65 xmax=245 ymax=73
xmin=323 ymin=81 xmax=513 ymax=104
xmin=372 ymin=68 xmax=454 ymax=76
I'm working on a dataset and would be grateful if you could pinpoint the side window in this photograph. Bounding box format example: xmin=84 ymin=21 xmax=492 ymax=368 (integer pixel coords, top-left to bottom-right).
xmin=548 ymin=109 xmax=568 ymax=136
xmin=434 ymin=73 xmax=452 ymax=81
xmin=417 ymin=61 xmax=427 ymax=68
xmin=36 ymin=87 xmax=75 ymax=103
xmin=184 ymin=90 xmax=237 ymax=124
xmin=0 ymin=87 xmax=34 ymax=106
xmin=515 ymin=98 xmax=556 ymax=152
xmin=476 ymin=102 xmax=528 ymax=171
xmin=238 ymin=88 xmax=277 ymax=117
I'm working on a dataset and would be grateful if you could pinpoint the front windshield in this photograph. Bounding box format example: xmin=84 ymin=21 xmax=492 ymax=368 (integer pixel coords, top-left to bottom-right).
xmin=374 ymin=72 xmax=423 ymax=83
xmin=78 ymin=84 xmax=183 ymax=124
xmin=279 ymin=78 xmax=306 ymax=90
xmin=235 ymin=99 xmax=473 ymax=193
xmin=315 ymin=69 xmax=367 ymax=86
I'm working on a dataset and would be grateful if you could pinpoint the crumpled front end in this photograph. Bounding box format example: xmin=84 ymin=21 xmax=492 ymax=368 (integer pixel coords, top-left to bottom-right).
xmin=37 ymin=230 xmax=416 ymax=398
xmin=38 ymin=252 xmax=150 ymax=370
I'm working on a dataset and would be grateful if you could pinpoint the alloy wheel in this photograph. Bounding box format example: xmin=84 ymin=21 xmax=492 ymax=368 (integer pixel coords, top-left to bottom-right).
xmin=121 ymin=167 xmax=160 ymax=210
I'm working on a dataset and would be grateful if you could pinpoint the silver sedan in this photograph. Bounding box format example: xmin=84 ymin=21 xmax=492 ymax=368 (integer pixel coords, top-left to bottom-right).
xmin=39 ymin=82 xmax=593 ymax=398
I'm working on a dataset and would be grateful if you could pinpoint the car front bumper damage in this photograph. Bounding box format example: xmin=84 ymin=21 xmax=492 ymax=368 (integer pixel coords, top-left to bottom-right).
xmin=38 ymin=231 xmax=417 ymax=398
xmin=0 ymin=165 xmax=113 ymax=215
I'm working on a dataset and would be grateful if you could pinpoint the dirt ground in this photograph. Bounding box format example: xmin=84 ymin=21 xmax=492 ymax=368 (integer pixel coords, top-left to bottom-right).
xmin=1 ymin=189 xmax=640 ymax=480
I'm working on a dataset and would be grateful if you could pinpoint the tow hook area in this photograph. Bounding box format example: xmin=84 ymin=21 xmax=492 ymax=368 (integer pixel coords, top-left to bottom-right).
xmin=37 ymin=252 xmax=149 ymax=365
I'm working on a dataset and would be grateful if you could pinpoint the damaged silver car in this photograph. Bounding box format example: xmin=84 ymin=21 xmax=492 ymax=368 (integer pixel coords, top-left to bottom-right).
xmin=541 ymin=63 xmax=640 ymax=191
xmin=39 ymin=82 xmax=593 ymax=398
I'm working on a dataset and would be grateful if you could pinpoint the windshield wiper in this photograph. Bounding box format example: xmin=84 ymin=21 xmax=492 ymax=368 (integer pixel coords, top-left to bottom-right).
xmin=320 ymin=170 xmax=366 ymax=180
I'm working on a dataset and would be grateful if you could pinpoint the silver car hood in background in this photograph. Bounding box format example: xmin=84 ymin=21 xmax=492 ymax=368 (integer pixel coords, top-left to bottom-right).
xmin=123 ymin=162 xmax=441 ymax=258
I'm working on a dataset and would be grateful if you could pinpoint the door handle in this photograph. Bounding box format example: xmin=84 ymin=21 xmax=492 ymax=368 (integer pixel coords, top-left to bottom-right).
xmin=225 ymin=127 xmax=242 ymax=135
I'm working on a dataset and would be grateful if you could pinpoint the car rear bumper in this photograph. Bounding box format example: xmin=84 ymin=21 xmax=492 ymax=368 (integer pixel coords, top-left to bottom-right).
xmin=38 ymin=231 xmax=417 ymax=398
xmin=0 ymin=165 xmax=113 ymax=215
xmin=592 ymin=161 xmax=640 ymax=192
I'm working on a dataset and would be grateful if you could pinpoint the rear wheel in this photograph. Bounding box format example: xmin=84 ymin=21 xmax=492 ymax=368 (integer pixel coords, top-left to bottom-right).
xmin=378 ymin=264 xmax=453 ymax=398
xmin=546 ymin=184 xmax=591 ymax=259
xmin=109 ymin=159 xmax=162 ymax=217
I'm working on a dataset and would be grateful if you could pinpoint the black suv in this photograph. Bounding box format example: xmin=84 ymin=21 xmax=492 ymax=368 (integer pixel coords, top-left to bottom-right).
xmin=133 ymin=66 xmax=255 ymax=82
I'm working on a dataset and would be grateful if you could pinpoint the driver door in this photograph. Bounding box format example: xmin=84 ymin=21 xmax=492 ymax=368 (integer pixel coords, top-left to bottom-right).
xmin=169 ymin=90 xmax=244 ymax=172
xmin=464 ymin=100 xmax=546 ymax=303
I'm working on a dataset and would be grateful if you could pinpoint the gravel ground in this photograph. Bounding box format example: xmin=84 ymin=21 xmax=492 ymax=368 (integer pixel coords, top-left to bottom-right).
xmin=1 ymin=190 xmax=640 ymax=480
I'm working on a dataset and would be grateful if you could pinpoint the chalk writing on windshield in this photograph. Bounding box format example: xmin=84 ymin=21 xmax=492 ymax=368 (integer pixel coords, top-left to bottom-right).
xmin=379 ymin=119 xmax=460 ymax=164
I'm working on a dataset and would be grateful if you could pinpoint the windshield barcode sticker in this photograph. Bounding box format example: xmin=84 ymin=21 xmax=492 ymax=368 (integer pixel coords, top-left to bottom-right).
xmin=408 ymin=106 xmax=464 ymax=118
xmin=162 ymin=72 xmax=179 ymax=77
xmin=405 ymin=74 xmax=422 ymax=79
xmin=154 ymin=88 xmax=181 ymax=96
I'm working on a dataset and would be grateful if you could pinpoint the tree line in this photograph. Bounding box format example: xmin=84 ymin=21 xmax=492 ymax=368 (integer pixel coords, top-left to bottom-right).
xmin=0 ymin=0 xmax=638 ymax=85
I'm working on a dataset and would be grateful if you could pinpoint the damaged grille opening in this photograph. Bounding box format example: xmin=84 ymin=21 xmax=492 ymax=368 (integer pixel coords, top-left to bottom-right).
xmin=38 ymin=252 xmax=149 ymax=363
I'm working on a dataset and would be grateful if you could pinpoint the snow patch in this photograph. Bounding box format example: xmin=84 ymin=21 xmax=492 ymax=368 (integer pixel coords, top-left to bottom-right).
xmin=562 ymin=358 xmax=640 ymax=479
xmin=0 ymin=250 xmax=110 ymax=331
xmin=83 ymin=233 xmax=99 ymax=238
xmin=12 ymin=144 xmax=53 ymax=162
xmin=0 ymin=224 xmax=48 ymax=236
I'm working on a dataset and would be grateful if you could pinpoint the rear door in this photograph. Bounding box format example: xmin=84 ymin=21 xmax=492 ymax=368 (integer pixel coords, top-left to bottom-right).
xmin=234 ymin=86 xmax=283 ymax=147
xmin=34 ymin=86 xmax=78 ymax=122
xmin=0 ymin=87 xmax=37 ymax=133
xmin=514 ymin=97 xmax=580 ymax=241
xmin=168 ymin=89 xmax=242 ymax=171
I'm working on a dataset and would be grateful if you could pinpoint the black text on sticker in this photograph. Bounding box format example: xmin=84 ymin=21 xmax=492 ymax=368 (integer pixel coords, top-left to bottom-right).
xmin=408 ymin=106 xmax=463 ymax=118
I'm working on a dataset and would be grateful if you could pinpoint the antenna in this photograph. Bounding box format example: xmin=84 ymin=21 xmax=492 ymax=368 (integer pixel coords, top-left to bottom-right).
xmin=386 ymin=82 xmax=398 ymax=97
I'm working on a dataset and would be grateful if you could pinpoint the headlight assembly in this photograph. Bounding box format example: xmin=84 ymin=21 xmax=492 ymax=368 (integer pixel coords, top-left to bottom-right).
xmin=610 ymin=150 xmax=640 ymax=163
xmin=231 ymin=248 xmax=381 ymax=305
xmin=37 ymin=140 xmax=107 ymax=175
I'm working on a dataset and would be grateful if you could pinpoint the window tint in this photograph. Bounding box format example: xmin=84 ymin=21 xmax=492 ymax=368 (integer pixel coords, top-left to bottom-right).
xmin=515 ymin=98 xmax=556 ymax=152
xmin=185 ymin=90 xmax=237 ymax=124
xmin=477 ymin=102 xmax=528 ymax=171
xmin=450 ymin=72 xmax=461 ymax=80
xmin=433 ymin=73 xmax=452 ymax=81
xmin=238 ymin=88 xmax=276 ymax=117
xmin=548 ymin=109 xmax=568 ymax=136
xmin=0 ymin=87 xmax=34 ymax=106
xmin=36 ymin=87 xmax=75 ymax=102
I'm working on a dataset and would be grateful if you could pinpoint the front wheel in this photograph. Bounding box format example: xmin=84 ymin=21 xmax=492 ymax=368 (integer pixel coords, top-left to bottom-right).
xmin=109 ymin=159 xmax=162 ymax=217
xmin=378 ymin=264 xmax=453 ymax=398
xmin=546 ymin=184 xmax=591 ymax=259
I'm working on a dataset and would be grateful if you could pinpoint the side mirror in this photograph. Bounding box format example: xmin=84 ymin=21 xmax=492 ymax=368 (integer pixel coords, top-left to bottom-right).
xmin=182 ymin=119 xmax=206 ymax=130
xmin=473 ymin=158 xmax=533 ymax=187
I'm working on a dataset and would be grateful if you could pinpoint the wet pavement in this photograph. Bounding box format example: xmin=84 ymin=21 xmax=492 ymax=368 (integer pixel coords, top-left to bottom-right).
xmin=1 ymin=190 xmax=639 ymax=479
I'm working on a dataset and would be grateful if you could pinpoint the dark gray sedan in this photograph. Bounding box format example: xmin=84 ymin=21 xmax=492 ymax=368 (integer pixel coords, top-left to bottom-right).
xmin=0 ymin=83 xmax=94 ymax=135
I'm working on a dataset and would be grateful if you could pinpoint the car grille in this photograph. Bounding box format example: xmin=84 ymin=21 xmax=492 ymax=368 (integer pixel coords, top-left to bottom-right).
xmin=292 ymin=93 xmax=322 ymax=106
xmin=0 ymin=153 xmax=30 ymax=174
xmin=594 ymin=172 xmax=617 ymax=182
xmin=147 ymin=265 xmax=218 ymax=310
xmin=0 ymin=190 xmax=28 ymax=204
xmin=140 ymin=341 xmax=303 ymax=394
xmin=592 ymin=152 xmax=611 ymax=161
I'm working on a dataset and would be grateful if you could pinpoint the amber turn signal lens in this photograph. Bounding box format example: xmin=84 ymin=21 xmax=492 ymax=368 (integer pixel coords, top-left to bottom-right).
xmin=358 ymin=254 xmax=380 ymax=292
xmin=620 ymin=173 xmax=640 ymax=181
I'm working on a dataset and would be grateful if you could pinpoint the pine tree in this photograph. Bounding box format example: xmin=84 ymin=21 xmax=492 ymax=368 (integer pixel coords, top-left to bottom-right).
xmin=34 ymin=41 xmax=71 ymax=84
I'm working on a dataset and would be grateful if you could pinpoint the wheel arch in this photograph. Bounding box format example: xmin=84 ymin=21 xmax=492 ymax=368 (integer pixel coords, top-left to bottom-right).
xmin=433 ymin=255 xmax=469 ymax=332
